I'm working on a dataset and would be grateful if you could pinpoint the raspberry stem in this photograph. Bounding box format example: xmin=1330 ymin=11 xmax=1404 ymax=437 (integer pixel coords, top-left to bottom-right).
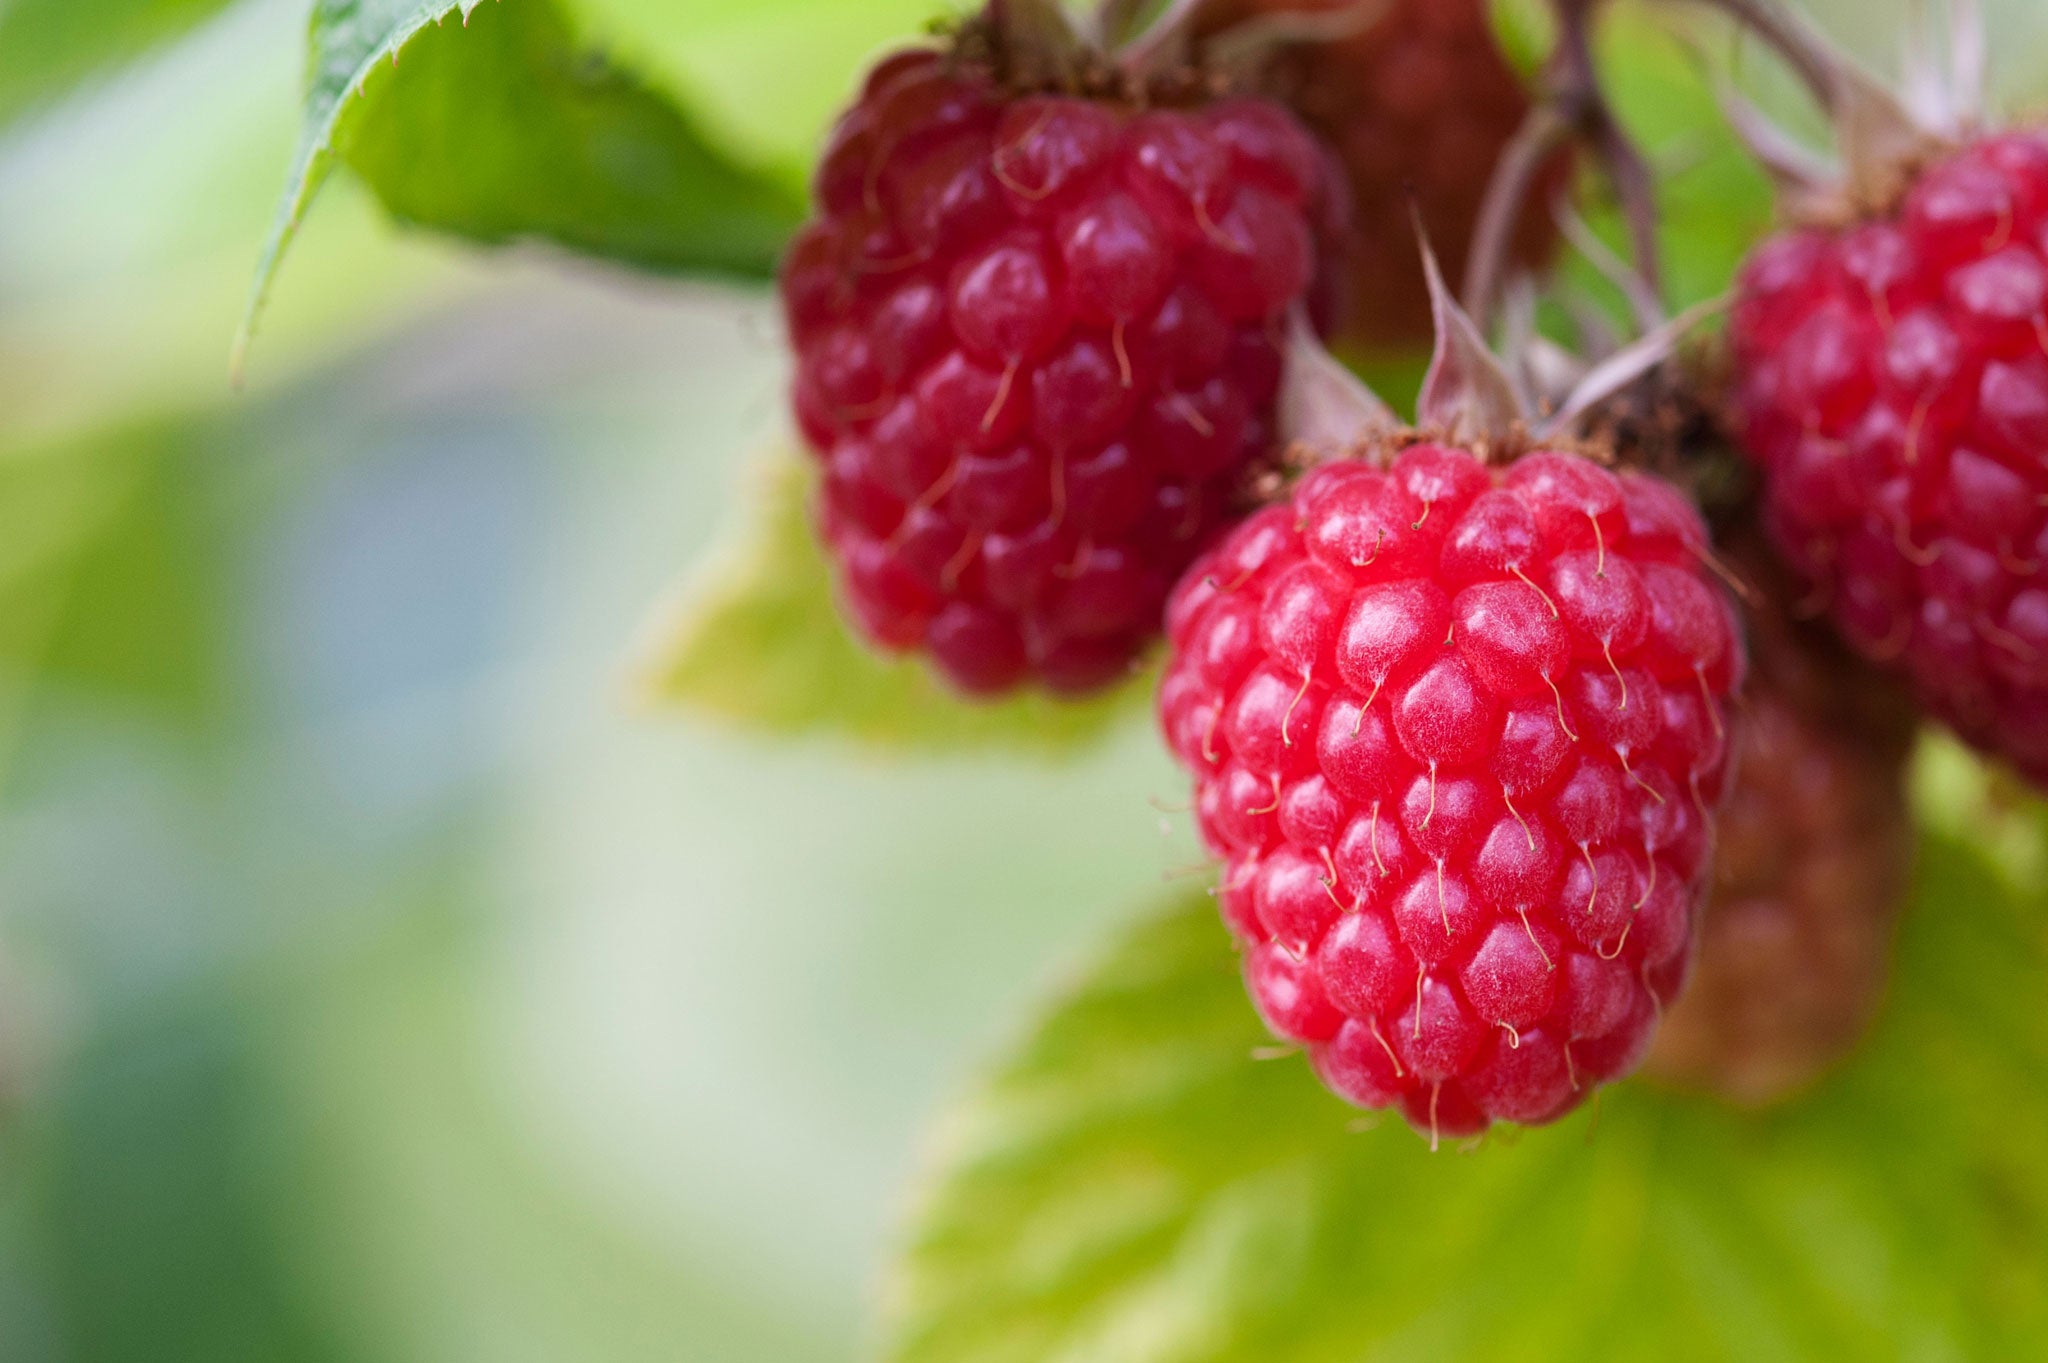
xmin=1093 ymin=0 xmax=1145 ymax=47
xmin=988 ymin=0 xmax=1087 ymax=87
xmin=1195 ymin=1 xmax=1395 ymax=87
xmin=1462 ymin=0 xmax=1660 ymax=328
xmin=1113 ymin=0 xmax=1209 ymax=83
xmin=1657 ymin=0 xmax=1838 ymax=109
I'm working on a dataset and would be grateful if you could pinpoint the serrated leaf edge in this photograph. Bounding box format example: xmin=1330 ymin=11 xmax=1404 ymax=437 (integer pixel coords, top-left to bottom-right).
xmin=232 ymin=0 xmax=491 ymax=381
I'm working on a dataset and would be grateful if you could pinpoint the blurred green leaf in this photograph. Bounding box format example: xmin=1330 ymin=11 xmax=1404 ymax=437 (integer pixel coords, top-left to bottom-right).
xmin=31 ymin=443 xmax=226 ymax=730
xmin=633 ymin=451 xmax=1147 ymax=755
xmin=0 ymin=425 xmax=228 ymax=747
xmin=29 ymin=991 xmax=357 ymax=1363
xmin=882 ymin=829 xmax=2048 ymax=1362
xmin=271 ymin=890 xmax=847 ymax=1363
xmin=240 ymin=0 xmax=800 ymax=366
xmin=0 ymin=435 xmax=172 ymax=781
xmin=569 ymin=0 xmax=944 ymax=175
xmin=0 ymin=0 xmax=237 ymax=130
xmin=1488 ymin=0 xmax=1553 ymax=76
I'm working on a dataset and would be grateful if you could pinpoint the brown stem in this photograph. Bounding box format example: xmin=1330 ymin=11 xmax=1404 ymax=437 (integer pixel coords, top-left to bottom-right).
xmin=1115 ymin=0 xmax=1208 ymax=80
xmin=1461 ymin=103 xmax=1577 ymax=326
xmin=1656 ymin=0 xmax=1838 ymax=110
xmin=1092 ymin=0 xmax=1148 ymax=47
xmin=1462 ymin=0 xmax=1663 ymax=328
xmin=990 ymin=0 xmax=1088 ymax=86
xmin=1199 ymin=0 xmax=1393 ymax=87
xmin=1591 ymin=106 xmax=1662 ymax=304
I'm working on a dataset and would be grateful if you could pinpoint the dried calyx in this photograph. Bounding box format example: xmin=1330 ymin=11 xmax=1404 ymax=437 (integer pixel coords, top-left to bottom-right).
xmin=1677 ymin=0 xmax=1986 ymax=222
xmin=1277 ymin=229 xmax=1712 ymax=474
xmin=956 ymin=0 xmax=1390 ymax=102
xmin=1271 ymin=0 xmax=1743 ymax=474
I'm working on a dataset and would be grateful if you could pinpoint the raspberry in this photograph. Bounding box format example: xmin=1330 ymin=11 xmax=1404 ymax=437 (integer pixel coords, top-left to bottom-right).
xmin=1197 ymin=0 xmax=1559 ymax=348
xmin=1729 ymin=130 xmax=2048 ymax=781
xmin=1648 ymin=534 xmax=1916 ymax=1106
xmin=783 ymin=43 xmax=1339 ymax=696
xmin=1161 ymin=442 xmax=1743 ymax=1139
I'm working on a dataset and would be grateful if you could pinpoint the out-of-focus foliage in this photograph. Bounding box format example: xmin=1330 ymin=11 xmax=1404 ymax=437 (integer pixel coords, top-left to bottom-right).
xmin=1589 ymin=6 xmax=1777 ymax=311
xmin=634 ymin=451 xmax=1147 ymax=755
xmin=568 ymin=0 xmax=947 ymax=175
xmin=883 ymin=824 xmax=2048 ymax=1363
xmin=0 ymin=0 xmax=237 ymax=129
xmin=0 ymin=427 xmax=227 ymax=795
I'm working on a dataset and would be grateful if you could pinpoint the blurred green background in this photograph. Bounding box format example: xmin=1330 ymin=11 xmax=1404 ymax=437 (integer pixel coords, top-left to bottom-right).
xmin=0 ymin=2 xmax=2045 ymax=1361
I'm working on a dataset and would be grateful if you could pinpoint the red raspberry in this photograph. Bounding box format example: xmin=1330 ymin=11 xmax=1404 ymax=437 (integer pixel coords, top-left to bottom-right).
xmin=1729 ymin=131 xmax=2048 ymax=784
xmin=782 ymin=47 xmax=1340 ymax=696
xmin=1159 ymin=443 xmax=1742 ymax=1140
xmin=1198 ymin=0 xmax=1560 ymax=349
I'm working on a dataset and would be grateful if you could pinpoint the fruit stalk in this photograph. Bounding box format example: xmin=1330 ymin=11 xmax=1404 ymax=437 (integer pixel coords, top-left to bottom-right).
xmin=1462 ymin=0 xmax=1659 ymax=326
xmin=1658 ymin=0 xmax=1839 ymax=107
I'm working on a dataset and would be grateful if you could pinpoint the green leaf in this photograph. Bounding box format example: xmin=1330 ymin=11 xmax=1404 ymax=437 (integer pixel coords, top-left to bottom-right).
xmin=0 ymin=0 xmax=237 ymax=130
xmin=239 ymin=0 xmax=800 ymax=368
xmin=883 ymin=827 xmax=2048 ymax=1362
xmin=632 ymin=451 xmax=1147 ymax=756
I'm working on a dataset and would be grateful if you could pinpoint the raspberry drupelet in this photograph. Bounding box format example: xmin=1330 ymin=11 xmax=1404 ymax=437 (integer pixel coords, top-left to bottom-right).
xmin=781 ymin=15 xmax=1343 ymax=696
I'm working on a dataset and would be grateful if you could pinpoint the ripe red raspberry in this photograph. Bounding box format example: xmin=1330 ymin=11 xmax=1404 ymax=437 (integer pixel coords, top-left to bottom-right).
xmin=1648 ymin=533 xmax=1916 ymax=1106
xmin=1161 ymin=441 xmax=1743 ymax=1140
xmin=781 ymin=41 xmax=1340 ymax=696
xmin=1730 ymin=128 xmax=2048 ymax=783
xmin=1716 ymin=0 xmax=2048 ymax=785
xmin=1197 ymin=0 xmax=1560 ymax=349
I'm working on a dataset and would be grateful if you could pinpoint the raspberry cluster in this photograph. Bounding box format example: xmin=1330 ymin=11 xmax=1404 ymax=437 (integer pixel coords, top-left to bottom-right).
xmin=1730 ymin=131 xmax=2048 ymax=782
xmin=782 ymin=50 xmax=1340 ymax=694
xmin=1159 ymin=442 xmax=1742 ymax=1137
xmin=759 ymin=0 xmax=1977 ymax=1142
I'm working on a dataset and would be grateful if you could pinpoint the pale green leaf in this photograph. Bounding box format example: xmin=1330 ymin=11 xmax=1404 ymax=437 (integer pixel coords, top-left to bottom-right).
xmin=569 ymin=0 xmax=948 ymax=175
xmin=883 ymin=828 xmax=2048 ymax=1362
xmin=239 ymin=0 xmax=799 ymax=368
xmin=632 ymin=452 xmax=1148 ymax=756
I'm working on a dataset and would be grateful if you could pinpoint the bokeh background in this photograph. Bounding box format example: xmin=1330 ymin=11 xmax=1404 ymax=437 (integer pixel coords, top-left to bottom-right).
xmin=0 ymin=2 xmax=2045 ymax=1360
